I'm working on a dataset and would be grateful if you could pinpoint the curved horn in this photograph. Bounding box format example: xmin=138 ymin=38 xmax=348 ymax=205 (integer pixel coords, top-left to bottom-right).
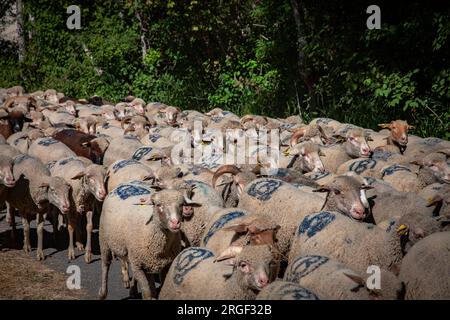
xmin=240 ymin=115 xmax=254 ymax=125
xmin=120 ymin=116 xmax=133 ymax=129
xmin=2 ymin=97 xmax=16 ymax=110
xmin=289 ymin=127 xmax=306 ymax=147
xmin=212 ymin=164 xmax=241 ymax=189
xmin=123 ymin=124 xmax=135 ymax=135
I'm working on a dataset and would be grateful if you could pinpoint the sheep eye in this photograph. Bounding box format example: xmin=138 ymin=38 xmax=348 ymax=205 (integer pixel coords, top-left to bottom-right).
xmin=334 ymin=189 xmax=341 ymax=195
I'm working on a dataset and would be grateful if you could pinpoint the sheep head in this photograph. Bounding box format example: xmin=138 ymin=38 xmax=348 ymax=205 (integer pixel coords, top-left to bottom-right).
xmin=223 ymin=244 xmax=280 ymax=291
xmin=313 ymin=175 xmax=373 ymax=220
xmin=71 ymin=164 xmax=107 ymax=201
xmin=138 ymin=189 xmax=201 ymax=232
xmin=215 ymin=215 xmax=281 ymax=262
xmin=0 ymin=155 xmax=15 ymax=187
xmin=285 ymin=141 xmax=325 ymax=173
xmin=378 ymin=120 xmax=414 ymax=152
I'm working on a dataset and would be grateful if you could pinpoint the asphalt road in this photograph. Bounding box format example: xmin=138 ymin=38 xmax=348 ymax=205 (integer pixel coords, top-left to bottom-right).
xmin=0 ymin=209 xmax=134 ymax=300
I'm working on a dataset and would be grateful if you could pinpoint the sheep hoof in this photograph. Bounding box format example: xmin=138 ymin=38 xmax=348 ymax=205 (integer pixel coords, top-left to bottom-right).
xmin=84 ymin=251 xmax=92 ymax=264
xmin=122 ymin=280 xmax=130 ymax=289
xmin=36 ymin=250 xmax=45 ymax=261
xmin=98 ymin=289 xmax=107 ymax=300
xmin=68 ymin=250 xmax=75 ymax=261
xmin=76 ymin=242 xmax=84 ymax=251
xmin=23 ymin=245 xmax=31 ymax=254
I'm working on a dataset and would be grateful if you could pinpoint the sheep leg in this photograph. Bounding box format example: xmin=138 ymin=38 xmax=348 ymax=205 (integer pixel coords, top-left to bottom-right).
xmin=130 ymin=264 xmax=152 ymax=300
xmin=36 ymin=212 xmax=45 ymax=261
xmin=98 ymin=247 xmax=112 ymax=300
xmin=84 ymin=210 xmax=93 ymax=263
xmin=67 ymin=223 xmax=76 ymax=261
xmin=22 ymin=215 xmax=31 ymax=254
xmin=75 ymin=217 xmax=84 ymax=251
xmin=8 ymin=203 xmax=17 ymax=243
xmin=50 ymin=207 xmax=59 ymax=248
xmin=129 ymin=277 xmax=138 ymax=299
xmin=145 ymin=273 xmax=157 ymax=299
xmin=120 ymin=258 xmax=130 ymax=288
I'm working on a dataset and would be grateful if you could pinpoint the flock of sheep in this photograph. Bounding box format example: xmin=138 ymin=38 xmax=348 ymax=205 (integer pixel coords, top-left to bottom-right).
xmin=0 ymin=85 xmax=449 ymax=300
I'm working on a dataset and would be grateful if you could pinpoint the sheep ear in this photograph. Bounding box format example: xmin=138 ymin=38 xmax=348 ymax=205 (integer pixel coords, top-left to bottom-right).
xmin=312 ymin=186 xmax=331 ymax=193
xmin=343 ymin=273 xmax=365 ymax=286
xmin=71 ymin=171 xmax=85 ymax=180
xmin=221 ymin=223 xmax=249 ymax=233
xmin=407 ymin=125 xmax=415 ymax=129
xmin=214 ymin=246 xmax=243 ymax=262
xmin=183 ymin=196 xmax=202 ymax=207
xmin=426 ymin=195 xmax=443 ymax=207
xmin=378 ymin=123 xmax=391 ymax=129
xmin=437 ymin=149 xmax=450 ymax=157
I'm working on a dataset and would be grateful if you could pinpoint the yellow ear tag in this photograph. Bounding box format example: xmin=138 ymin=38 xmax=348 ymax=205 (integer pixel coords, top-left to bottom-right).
xmin=396 ymin=224 xmax=408 ymax=235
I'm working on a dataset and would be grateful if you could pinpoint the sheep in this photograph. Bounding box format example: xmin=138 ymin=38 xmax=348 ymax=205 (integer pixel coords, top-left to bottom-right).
xmin=176 ymin=179 xmax=224 ymax=247
xmin=49 ymin=157 xmax=107 ymax=262
xmin=281 ymin=141 xmax=326 ymax=173
xmin=288 ymin=211 xmax=405 ymax=275
xmin=399 ymin=232 xmax=450 ymax=300
xmin=426 ymin=184 xmax=450 ymax=221
xmin=0 ymin=109 xmax=13 ymax=139
xmin=200 ymin=209 xmax=280 ymax=261
xmin=211 ymin=165 xmax=258 ymax=207
xmin=0 ymin=143 xmax=21 ymax=159
xmin=0 ymin=154 xmax=16 ymax=229
xmin=371 ymin=120 xmax=415 ymax=154
xmin=284 ymin=255 xmax=402 ymax=300
xmin=159 ymin=244 xmax=280 ymax=300
xmin=364 ymin=180 xmax=436 ymax=223
xmin=52 ymin=129 xmax=110 ymax=164
xmin=309 ymin=117 xmax=342 ymax=131
xmin=6 ymin=154 xmax=71 ymax=260
xmin=102 ymin=136 xmax=143 ymax=167
xmin=256 ymin=281 xmax=320 ymax=300
xmin=239 ymin=175 xmax=372 ymax=256
xmin=319 ymin=128 xmax=372 ymax=173
xmin=105 ymin=159 xmax=154 ymax=192
xmin=98 ymin=184 xmax=200 ymax=299
xmin=28 ymin=137 xmax=77 ymax=165
xmin=288 ymin=124 xmax=330 ymax=146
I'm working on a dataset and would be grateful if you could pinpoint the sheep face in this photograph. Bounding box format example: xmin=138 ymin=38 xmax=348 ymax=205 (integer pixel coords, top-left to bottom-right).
xmin=345 ymin=129 xmax=371 ymax=158
xmin=230 ymin=245 xmax=279 ymax=291
xmin=148 ymin=190 xmax=187 ymax=232
xmin=316 ymin=176 xmax=371 ymax=220
xmin=419 ymin=153 xmax=450 ymax=184
xmin=72 ymin=164 xmax=107 ymax=201
xmin=46 ymin=177 xmax=72 ymax=214
xmin=381 ymin=120 xmax=412 ymax=147
xmin=0 ymin=156 xmax=15 ymax=187
xmin=289 ymin=142 xmax=325 ymax=173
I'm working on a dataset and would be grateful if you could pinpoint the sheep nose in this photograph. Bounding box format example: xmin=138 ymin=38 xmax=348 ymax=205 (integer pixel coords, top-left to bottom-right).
xmin=98 ymin=190 xmax=106 ymax=199
xmin=169 ymin=218 xmax=181 ymax=230
xmin=62 ymin=204 xmax=70 ymax=213
xmin=257 ymin=275 xmax=269 ymax=288
xmin=362 ymin=147 xmax=370 ymax=155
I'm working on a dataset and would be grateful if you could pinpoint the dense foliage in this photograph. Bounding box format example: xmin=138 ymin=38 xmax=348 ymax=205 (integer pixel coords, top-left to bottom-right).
xmin=1 ymin=0 xmax=449 ymax=138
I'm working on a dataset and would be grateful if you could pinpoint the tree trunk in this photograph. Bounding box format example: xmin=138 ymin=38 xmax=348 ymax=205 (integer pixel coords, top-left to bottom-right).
xmin=289 ymin=0 xmax=316 ymax=106
xmin=16 ymin=0 xmax=25 ymax=62
xmin=135 ymin=9 xmax=147 ymax=62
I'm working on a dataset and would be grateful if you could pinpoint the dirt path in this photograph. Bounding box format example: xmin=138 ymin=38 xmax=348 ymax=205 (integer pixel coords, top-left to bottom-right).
xmin=0 ymin=210 xmax=133 ymax=300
